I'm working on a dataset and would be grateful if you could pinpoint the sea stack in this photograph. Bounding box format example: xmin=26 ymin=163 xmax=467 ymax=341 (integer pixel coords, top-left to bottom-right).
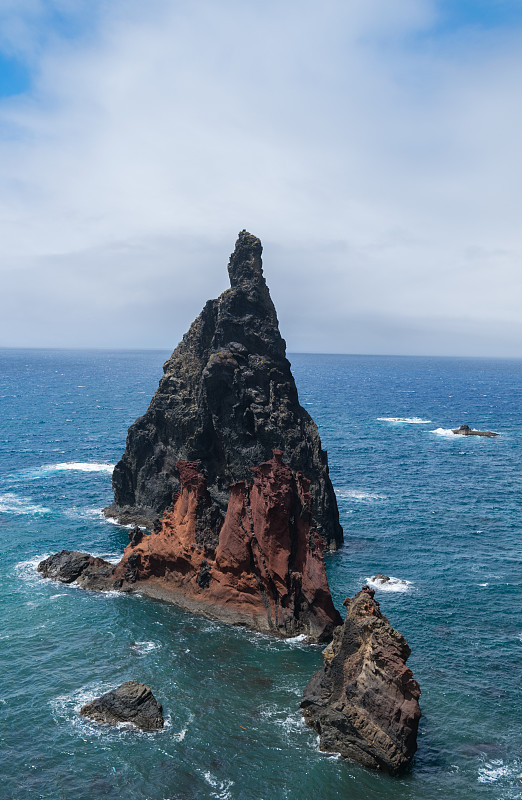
xmin=40 ymin=232 xmax=343 ymax=641
xmin=105 ymin=230 xmax=342 ymax=550
xmin=301 ymin=586 xmax=421 ymax=773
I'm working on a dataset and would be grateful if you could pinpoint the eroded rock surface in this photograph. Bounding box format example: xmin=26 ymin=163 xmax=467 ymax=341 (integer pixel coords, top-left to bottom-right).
xmin=104 ymin=230 xmax=342 ymax=549
xmin=39 ymin=452 xmax=341 ymax=641
xmin=80 ymin=681 xmax=164 ymax=731
xmin=301 ymin=586 xmax=421 ymax=774
xmin=451 ymin=424 xmax=499 ymax=437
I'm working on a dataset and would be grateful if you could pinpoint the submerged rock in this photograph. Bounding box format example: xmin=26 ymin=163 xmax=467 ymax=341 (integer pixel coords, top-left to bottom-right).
xmin=80 ymin=681 xmax=164 ymax=731
xmin=301 ymin=586 xmax=421 ymax=774
xmin=104 ymin=230 xmax=342 ymax=550
xmin=451 ymin=424 xmax=499 ymax=437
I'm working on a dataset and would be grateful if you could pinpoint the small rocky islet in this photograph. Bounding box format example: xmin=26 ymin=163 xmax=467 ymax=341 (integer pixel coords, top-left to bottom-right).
xmin=38 ymin=231 xmax=421 ymax=773
xmin=80 ymin=681 xmax=164 ymax=732
xmin=451 ymin=424 xmax=499 ymax=437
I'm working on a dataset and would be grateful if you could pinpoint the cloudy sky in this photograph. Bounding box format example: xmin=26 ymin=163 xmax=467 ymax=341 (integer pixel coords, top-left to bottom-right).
xmin=0 ymin=0 xmax=521 ymax=356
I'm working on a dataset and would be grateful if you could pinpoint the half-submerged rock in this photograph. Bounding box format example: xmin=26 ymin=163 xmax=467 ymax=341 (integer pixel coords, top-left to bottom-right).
xmin=104 ymin=230 xmax=342 ymax=550
xmin=301 ymin=586 xmax=421 ymax=774
xmin=80 ymin=681 xmax=164 ymax=731
xmin=451 ymin=424 xmax=499 ymax=438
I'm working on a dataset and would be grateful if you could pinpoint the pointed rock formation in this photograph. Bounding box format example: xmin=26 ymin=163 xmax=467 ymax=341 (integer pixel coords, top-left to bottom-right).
xmin=105 ymin=230 xmax=342 ymax=549
xmin=301 ymin=586 xmax=421 ymax=774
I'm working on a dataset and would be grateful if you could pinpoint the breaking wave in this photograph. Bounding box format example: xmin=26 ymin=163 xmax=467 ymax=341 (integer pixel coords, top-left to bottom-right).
xmin=36 ymin=462 xmax=115 ymax=475
xmin=365 ymin=575 xmax=412 ymax=593
xmin=378 ymin=417 xmax=432 ymax=424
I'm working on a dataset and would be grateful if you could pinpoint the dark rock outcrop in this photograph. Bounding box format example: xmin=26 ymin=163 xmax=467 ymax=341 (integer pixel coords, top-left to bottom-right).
xmin=451 ymin=424 xmax=499 ymax=438
xmin=39 ymin=451 xmax=342 ymax=642
xmin=301 ymin=586 xmax=421 ymax=774
xmin=80 ymin=681 xmax=164 ymax=731
xmin=104 ymin=230 xmax=342 ymax=549
xmin=37 ymin=551 xmax=108 ymax=584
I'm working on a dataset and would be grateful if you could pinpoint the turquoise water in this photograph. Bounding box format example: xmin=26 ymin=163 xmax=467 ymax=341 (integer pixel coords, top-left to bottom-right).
xmin=1 ymin=349 xmax=521 ymax=800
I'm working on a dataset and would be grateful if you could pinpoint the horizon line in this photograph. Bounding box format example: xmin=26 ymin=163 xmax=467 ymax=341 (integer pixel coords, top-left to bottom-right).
xmin=0 ymin=345 xmax=520 ymax=361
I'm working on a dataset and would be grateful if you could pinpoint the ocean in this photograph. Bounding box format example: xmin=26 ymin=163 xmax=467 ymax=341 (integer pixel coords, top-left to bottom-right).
xmin=1 ymin=348 xmax=521 ymax=800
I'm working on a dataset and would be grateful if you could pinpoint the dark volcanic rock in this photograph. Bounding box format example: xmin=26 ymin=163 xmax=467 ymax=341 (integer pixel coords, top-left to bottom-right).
xmin=105 ymin=230 xmax=342 ymax=549
xmin=451 ymin=424 xmax=499 ymax=438
xmin=37 ymin=551 xmax=110 ymax=585
xmin=80 ymin=681 xmax=164 ymax=731
xmin=301 ymin=586 xmax=421 ymax=774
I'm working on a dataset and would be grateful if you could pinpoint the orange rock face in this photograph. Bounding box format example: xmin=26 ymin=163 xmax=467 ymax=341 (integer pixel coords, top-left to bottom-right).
xmin=113 ymin=450 xmax=341 ymax=641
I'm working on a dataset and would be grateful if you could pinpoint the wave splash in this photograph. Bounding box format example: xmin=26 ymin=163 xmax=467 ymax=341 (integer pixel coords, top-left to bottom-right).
xmin=378 ymin=417 xmax=432 ymax=424
xmin=37 ymin=462 xmax=115 ymax=475
xmin=365 ymin=575 xmax=412 ymax=593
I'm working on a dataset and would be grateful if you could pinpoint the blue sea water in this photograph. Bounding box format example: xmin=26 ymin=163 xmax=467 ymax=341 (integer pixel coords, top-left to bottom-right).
xmin=0 ymin=348 xmax=521 ymax=800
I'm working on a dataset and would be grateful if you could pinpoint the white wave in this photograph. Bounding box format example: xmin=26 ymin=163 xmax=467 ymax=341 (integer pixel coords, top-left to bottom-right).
xmin=478 ymin=583 xmax=489 ymax=587
xmin=284 ymin=634 xmax=308 ymax=645
xmin=14 ymin=554 xmax=51 ymax=583
xmin=91 ymin=551 xmax=124 ymax=565
xmin=366 ymin=575 xmax=412 ymax=593
xmin=336 ymin=489 xmax=387 ymax=502
xmin=105 ymin=516 xmax=144 ymax=530
xmin=39 ymin=461 xmax=115 ymax=474
xmin=477 ymin=759 xmax=520 ymax=784
xmin=130 ymin=641 xmax=161 ymax=656
xmin=202 ymin=771 xmax=234 ymax=799
xmin=174 ymin=727 xmax=187 ymax=741
xmin=0 ymin=493 xmax=50 ymax=514
xmin=431 ymin=428 xmax=457 ymax=437
xmin=378 ymin=417 xmax=431 ymax=424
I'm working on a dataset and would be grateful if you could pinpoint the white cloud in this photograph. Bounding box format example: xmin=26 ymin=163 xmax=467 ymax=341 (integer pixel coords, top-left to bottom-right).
xmin=0 ymin=0 xmax=521 ymax=354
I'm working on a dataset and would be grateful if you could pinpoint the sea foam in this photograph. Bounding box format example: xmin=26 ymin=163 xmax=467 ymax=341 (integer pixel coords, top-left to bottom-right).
xmin=0 ymin=493 xmax=50 ymax=515
xmin=39 ymin=462 xmax=115 ymax=474
xmin=336 ymin=489 xmax=387 ymax=502
xmin=365 ymin=575 xmax=412 ymax=593
xmin=378 ymin=417 xmax=431 ymax=424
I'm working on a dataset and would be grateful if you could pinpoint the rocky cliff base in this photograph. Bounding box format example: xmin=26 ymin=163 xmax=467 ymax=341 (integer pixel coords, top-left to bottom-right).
xmin=39 ymin=451 xmax=341 ymax=642
xmin=301 ymin=586 xmax=421 ymax=774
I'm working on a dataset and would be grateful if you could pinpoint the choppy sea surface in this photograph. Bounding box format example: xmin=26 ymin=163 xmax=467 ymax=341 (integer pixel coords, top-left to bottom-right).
xmin=1 ymin=349 xmax=521 ymax=800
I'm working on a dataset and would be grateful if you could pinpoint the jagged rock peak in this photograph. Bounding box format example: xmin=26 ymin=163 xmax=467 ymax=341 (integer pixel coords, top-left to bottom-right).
xmin=105 ymin=231 xmax=343 ymax=549
xmin=227 ymin=230 xmax=265 ymax=289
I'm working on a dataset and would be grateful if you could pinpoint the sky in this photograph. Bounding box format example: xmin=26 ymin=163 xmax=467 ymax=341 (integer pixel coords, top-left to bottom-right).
xmin=0 ymin=0 xmax=521 ymax=356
